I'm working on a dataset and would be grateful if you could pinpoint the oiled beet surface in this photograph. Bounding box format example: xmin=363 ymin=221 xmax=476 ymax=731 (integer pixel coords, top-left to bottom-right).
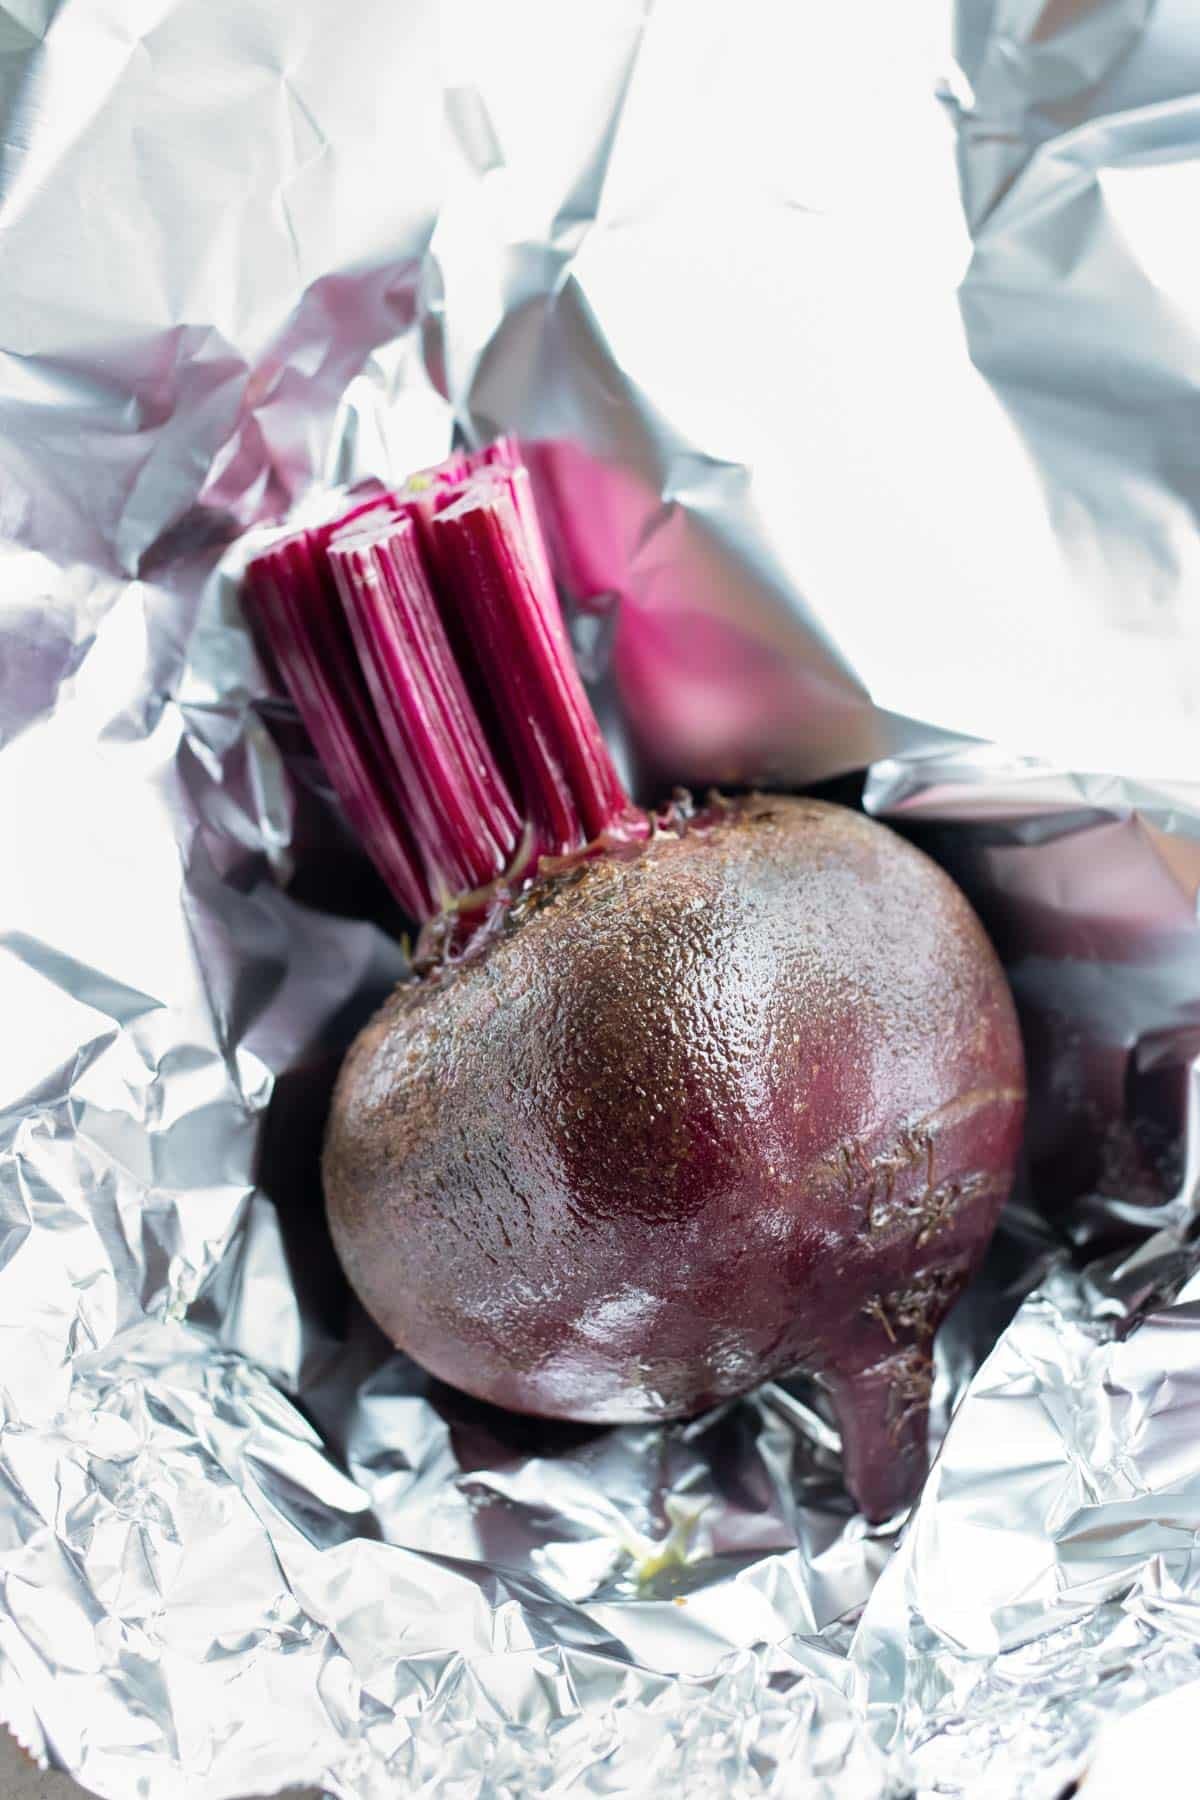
xmin=324 ymin=797 xmax=1025 ymax=1519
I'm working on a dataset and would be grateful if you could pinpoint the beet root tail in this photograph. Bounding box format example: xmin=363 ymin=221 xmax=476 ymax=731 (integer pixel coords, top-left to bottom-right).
xmin=825 ymin=1349 xmax=934 ymax=1522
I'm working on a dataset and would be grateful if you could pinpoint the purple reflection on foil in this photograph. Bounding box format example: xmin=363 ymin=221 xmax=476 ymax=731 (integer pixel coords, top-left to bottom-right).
xmin=890 ymin=807 xmax=1200 ymax=1242
xmin=527 ymin=438 xmax=871 ymax=792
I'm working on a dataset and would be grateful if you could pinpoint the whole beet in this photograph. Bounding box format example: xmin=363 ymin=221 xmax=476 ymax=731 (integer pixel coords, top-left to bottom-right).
xmin=324 ymin=795 xmax=1025 ymax=1520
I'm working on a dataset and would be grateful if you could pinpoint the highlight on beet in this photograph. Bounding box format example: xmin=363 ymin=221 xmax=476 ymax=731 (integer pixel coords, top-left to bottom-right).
xmin=244 ymin=438 xmax=1026 ymax=1523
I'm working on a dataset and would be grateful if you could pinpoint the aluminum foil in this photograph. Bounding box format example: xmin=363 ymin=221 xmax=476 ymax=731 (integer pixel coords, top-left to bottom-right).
xmin=3 ymin=1 xmax=1200 ymax=1795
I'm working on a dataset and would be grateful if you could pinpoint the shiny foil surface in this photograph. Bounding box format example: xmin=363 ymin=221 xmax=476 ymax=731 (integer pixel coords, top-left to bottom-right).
xmin=2 ymin=2 xmax=1200 ymax=1795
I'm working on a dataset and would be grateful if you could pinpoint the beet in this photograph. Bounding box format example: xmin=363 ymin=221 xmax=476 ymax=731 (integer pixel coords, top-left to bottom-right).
xmin=324 ymin=794 xmax=1023 ymax=1518
xmin=246 ymin=444 xmax=1026 ymax=1522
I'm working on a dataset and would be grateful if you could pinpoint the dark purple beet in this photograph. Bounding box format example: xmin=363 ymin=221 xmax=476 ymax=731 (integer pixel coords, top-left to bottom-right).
xmin=323 ymin=793 xmax=1025 ymax=1520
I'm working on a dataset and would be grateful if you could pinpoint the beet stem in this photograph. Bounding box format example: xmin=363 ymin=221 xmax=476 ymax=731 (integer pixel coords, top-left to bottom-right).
xmin=243 ymin=523 xmax=432 ymax=920
xmin=245 ymin=438 xmax=644 ymax=921
xmin=329 ymin=515 xmax=522 ymax=909
xmin=427 ymin=465 xmax=643 ymax=860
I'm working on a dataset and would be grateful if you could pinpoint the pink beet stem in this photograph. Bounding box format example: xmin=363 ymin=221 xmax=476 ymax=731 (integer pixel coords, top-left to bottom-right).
xmin=427 ymin=465 xmax=642 ymax=860
xmin=245 ymin=439 xmax=644 ymax=920
xmin=329 ymin=515 xmax=521 ymax=909
xmin=244 ymin=525 xmax=432 ymax=920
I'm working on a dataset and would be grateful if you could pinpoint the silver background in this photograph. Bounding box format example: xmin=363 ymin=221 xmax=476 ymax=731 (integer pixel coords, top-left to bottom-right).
xmin=3 ymin=2 xmax=1200 ymax=1795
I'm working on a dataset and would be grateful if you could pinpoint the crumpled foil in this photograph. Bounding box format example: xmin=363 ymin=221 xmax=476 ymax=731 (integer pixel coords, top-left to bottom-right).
xmin=3 ymin=2 xmax=1200 ymax=1795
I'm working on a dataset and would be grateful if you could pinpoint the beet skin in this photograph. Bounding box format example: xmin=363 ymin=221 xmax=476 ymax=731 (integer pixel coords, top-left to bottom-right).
xmin=324 ymin=795 xmax=1025 ymax=1520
